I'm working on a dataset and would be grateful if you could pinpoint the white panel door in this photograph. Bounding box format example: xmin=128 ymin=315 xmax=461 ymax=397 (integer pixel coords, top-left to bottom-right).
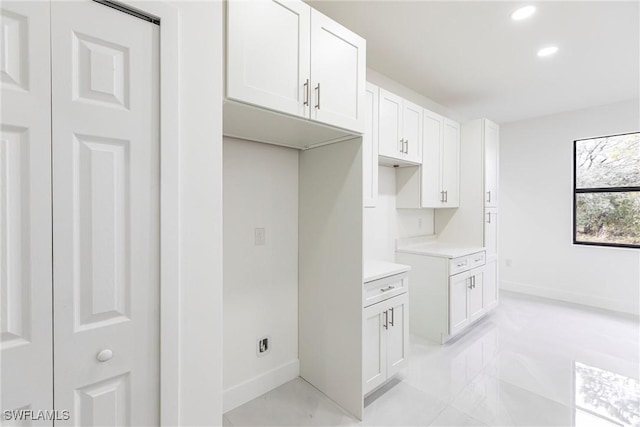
xmin=468 ymin=269 xmax=484 ymax=321
xmin=378 ymin=89 xmax=403 ymax=159
xmin=483 ymin=260 xmax=498 ymax=310
xmin=363 ymin=303 xmax=387 ymax=395
xmin=449 ymin=272 xmax=469 ymax=335
xmin=484 ymin=120 xmax=499 ymax=208
xmin=484 ymin=207 xmax=498 ymax=260
xmin=0 ymin=0 xmax=53 ymax=416
xmin=402 ymin=100 xmax=422 ymax=164
xmin=421 ymin=109 xmax=443 ymax=207
xmin=386 ymin=293 xmax=408 ymax=378
xmin=442 ymin=118 xmax=460 ymax=207
xmin=310 ymin=9 xmax=365 ymax=132
xmin=51 ymin=2 xmax=160 ymax=425
xmin=227 ymin=0 xmax=310 ymax=119
xmin=363 ymin=82 xmax=379 ymax=208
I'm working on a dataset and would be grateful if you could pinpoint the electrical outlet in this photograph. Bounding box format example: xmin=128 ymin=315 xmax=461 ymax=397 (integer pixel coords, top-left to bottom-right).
xmin=418 ymin=218 xmax=423 ymax=228
xmin=255 ymin=228 xmax=265 ymax=246
xmin=257 ymin=336 xmax=271 ymax=357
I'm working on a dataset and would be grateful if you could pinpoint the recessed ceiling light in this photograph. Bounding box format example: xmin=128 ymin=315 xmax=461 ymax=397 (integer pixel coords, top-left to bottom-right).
xmin=537 ymin=46 xmax=558 ymax=57
xmin=511 ymin=5 xmax=536 ymax=21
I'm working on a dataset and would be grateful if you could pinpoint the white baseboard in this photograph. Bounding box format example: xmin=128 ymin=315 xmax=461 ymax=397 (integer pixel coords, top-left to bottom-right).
xmin=223 ymin=359 xmax=300 ymax=413
xmin=500 ymin=280 xmax=639 ymax=316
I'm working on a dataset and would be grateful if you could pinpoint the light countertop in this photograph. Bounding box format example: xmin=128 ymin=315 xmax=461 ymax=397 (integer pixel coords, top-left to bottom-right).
xmin=364 ymin=260 xmax=411 ymax=283
xmin=396 ymin=235 xmax=485 ymax=259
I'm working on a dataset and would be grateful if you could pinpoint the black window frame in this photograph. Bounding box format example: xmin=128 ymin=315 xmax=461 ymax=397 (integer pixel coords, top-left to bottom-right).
xmin=573 ymin=131 xmax=640 ymax=249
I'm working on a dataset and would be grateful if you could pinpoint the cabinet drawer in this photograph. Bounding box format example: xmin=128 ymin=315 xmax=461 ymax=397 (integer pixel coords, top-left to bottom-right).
xmin=449 ymin=256 xmax=470 ymax=276
xmin=364 ymin=273 xmax=408 ymax=308
xmin=468 ymin=251 xmax=486 ymax=269
xmin=449 ymin=251 xmax=486 ymax=275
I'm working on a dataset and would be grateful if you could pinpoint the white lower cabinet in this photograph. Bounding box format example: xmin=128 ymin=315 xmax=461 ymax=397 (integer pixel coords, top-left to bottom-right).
xmin=449 ymin=266 xmax=485 ymax=336
xmin=397 ymin=245 xmax=498 ymax=344
xmin=363 ymin=279 xmax=409 ymax=395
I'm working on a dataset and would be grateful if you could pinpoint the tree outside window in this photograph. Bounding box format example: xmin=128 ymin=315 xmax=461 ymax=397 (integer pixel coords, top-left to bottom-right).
xmin=574 ymin=132 xmax=640 ymax=248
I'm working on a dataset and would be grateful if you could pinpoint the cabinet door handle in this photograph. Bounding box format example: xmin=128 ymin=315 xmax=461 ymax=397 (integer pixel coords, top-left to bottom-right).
xmin=440 ymin=191 xmax=445 ymax=203
xmin=445 ymin=190 xmax=448 ymax=203
xmin=383 ymin=310 xmax=389 ymax=330
xmin=380 ymin=285 xmax=396 ymax=293
xmin=389 ymin=307 xmax=395 ymax=327
xmin=315 ymin=83 xmax=320 ymax=109
xmin=303 ymin=79 xmax=310 ymax=106
xmin=468 ymin=278 xmax=473 ymax=290
xmin=399 ymin=139 xmax=404 ymax=153
xmin=404 ymin=139 xmax=409 ymax=154
xmin=486 ymin=212 xmax=491 ymax=224
xmin=487 ymin=191 xmax=491 ymax=203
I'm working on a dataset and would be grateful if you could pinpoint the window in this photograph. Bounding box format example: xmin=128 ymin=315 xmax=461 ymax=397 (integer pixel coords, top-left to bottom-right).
xmin=573 ymin=132 xmax=640 ymax=248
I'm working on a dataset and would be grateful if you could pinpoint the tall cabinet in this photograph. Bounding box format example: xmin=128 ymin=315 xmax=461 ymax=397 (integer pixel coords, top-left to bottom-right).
xmin=435 ymin=118 xmax=500 ymax=311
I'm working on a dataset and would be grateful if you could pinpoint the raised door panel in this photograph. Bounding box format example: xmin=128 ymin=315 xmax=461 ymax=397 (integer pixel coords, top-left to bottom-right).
xmin=378 ymin=89 xmax=403 ymax=159
xmin=363 ymin=303 xmax=387 ymax=395
xmin=468 ymin=269 xmax=484 ymax=320
xmin=363 ymin=82 xmax=378 ymax=208
xmin=484 ymin=208 xmax=498 ymax=260
xmin=227 ymin=0 xmax=310 ymax=118
xmin=442 ymin=118 xmax=460 ymax=207
xmin=386 ymin=293 xmax=409 ymax=378
xmin=51 ymin=2 xmax=160 ymax=425
xmin=310 ymin=9 xmax=365 ymax=132
xmin=449 ymin=272 xmax=470 ymax=336
xmin=483 ymin=260 xmax=498 ymax=310
xmin=421 ymin=109 xmax=443 ymax=207
xmin=402 ymin=100 xmax=422 ymax=164
xmin=0 ymin=1 xmax=53 ymax=415
xmin=484 ymin=120 xmax=499 ymax=208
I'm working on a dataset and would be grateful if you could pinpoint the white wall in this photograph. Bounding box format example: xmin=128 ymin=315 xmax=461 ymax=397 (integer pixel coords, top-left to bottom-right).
xmin=223 ymin=138 xmax=299 ymax=411
xmin=364 ymin=166 xmax=434 ymax=262
xmin=500 ymin=100 xmax=640 ymax=315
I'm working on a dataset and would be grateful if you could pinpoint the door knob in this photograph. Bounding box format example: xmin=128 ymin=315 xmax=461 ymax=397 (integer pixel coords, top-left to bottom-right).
xmin=96 ymin=349 xmax=113 ymax=362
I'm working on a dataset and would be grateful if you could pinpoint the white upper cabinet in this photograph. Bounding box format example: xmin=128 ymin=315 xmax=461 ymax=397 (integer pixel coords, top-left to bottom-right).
xmin=227 ymin=0 xmax=310 ymax=118
xmin=226 ymin=0 xmax=366 ymax=146
xmin=397 ymin=109 xmax=459 ymax=209
xmin=364 ymin=83 xmax=379 ymax=208
xmin=378 ymin=89 xmax=403 ymax=159
xmin=310 ymin=9 xmax=365 ymax=133
xmin=484 ymin=119 xmax=499 ymax=207
xmin=441 ymin=118 xmax=460 ymax=206
xmin=402 ymin=100 xmax=423 ymax=164
xmin=378 ymin=88 xmax=422 ymax=166
xmin=420 ymin=110 xmax=444 ymax=207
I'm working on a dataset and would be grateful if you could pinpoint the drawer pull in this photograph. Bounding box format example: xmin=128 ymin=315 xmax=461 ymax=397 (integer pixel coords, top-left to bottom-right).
xmin=474 ymin=257 xmax=483 ymax=262
xmin=456 ymin=262 xmax=467 ymax=268
xmin=380 ymin=285 xmax=396 ymax=292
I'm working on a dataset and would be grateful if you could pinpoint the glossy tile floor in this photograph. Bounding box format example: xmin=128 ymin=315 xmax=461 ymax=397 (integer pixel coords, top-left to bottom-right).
xmin=224 ymin=291 xmax=640 ymax=426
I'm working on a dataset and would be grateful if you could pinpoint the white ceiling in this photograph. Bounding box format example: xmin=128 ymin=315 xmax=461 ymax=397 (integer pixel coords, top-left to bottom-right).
xmin=307 ymin=1 xmax=640 ymax=123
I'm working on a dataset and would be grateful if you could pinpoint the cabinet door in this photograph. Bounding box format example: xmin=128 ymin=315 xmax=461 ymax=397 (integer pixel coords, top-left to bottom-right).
xmin=227 ymin=0 xmax=310 ymax=118
xmin=442 ymin=119 xmax=460 ymax=207
xmin=421 ymin=109 xmax=444 ymax=207
xmin=386 ymin=293 xmax=409 ymax=378
xmin=378 ymin=89 xmax=403 ymax=159
xmin=449 ymin=272 xmax=470 ymax=335
xmin=364 ymin=83 xmax=379 ymax=208
xmin=484 ymin=119 xmax=499 ymax=207
xmin=468 ymin=269 xmax=485 ymax=321
xmin=402 ymin=100 xmax=422 ymax=164
xmin=484 ymin=208 xmax=498 ymax=260
xmin=363 ymin=303 xmax=387 ymax=395
xmin=484 ymin=260 xmax=498 ymax=310
xmin=310 ymin=9 xmax=365 ymax=132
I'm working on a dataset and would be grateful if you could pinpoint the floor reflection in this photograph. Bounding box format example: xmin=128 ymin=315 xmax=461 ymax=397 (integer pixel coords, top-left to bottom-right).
xmin=574 ymin=361 xmax=640 ymax=426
